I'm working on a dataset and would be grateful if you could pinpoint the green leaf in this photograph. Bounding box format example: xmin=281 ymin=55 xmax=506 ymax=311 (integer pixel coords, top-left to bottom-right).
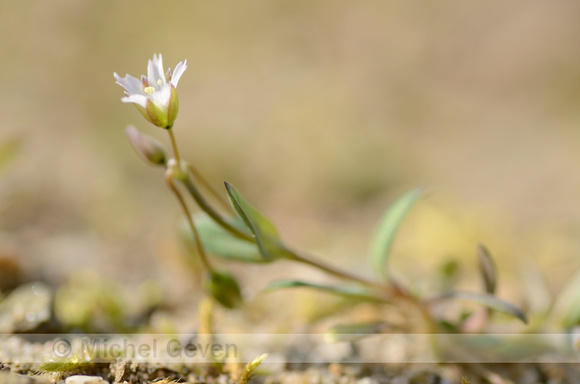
xmin=263 ymin=280 xmax=387 ymax=302
xmin=181 ymin=214 xmax=268 ymax=263
xmin=325 ymin=321 xmax=391 ymax=342
xmin=430 ymin=291 xmax=528 ymax=324
xmin=368 ymin=187 xmax=423 ymax=282
xmin=477 ymin=244 xmax=497 ymax=294
xmin=224 ymin=182 xmax=291 ymax=261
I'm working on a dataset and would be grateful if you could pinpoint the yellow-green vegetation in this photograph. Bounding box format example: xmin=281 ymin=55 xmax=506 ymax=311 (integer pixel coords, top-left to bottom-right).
xmin=37 ymin=357 xmax=95 ymax=375
xmin=237 ymin=354 xmax=267 ymax=384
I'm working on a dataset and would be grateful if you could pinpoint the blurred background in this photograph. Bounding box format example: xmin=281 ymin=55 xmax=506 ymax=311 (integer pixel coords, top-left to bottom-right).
xmin=1 ymin=1 xmax=580 ymax=322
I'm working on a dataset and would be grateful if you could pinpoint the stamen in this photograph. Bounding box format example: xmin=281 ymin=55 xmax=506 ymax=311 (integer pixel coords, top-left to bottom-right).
xmin=144 ymin=86 xmax=155 ymax=94
xmin=157 ymin=79 xmax=163 ymax=86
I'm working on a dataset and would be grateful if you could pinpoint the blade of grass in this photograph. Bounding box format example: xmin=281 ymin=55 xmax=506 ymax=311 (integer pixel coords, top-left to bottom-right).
xmin=427 ymin=291 xmax=528 ymax=324
xmin=368 ymin=187 xmax=423 ymax=282
xmin=477 ymin=244 xmax=497 ymax=294
xmin=264 ymin=280 xmax=388 ymax=302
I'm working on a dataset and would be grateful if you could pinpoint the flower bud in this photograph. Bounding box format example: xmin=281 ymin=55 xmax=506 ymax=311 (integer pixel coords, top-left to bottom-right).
xmin=203 ymin=270 xmax=243 ymax=309
xmin=125 ymin=125 xmax=167 ymax=166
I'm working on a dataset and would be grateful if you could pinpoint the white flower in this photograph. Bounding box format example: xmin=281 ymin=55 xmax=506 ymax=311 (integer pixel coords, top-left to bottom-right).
xmin=114 ymin=54 xmax=187 ymax=129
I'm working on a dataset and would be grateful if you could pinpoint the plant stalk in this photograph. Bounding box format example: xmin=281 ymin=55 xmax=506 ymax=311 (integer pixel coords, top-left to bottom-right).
xmin=167 ymin=127 xmax=181 ymax=165
xmin=286 ymin=248 xmax=387 ymax=290
xmin=162 ymin=126 xmax=435 ymax=329
xmin=165 ymin=170 xmax=213 ymax=273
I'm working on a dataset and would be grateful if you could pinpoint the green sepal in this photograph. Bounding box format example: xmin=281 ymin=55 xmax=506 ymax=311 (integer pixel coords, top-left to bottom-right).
xmin=145 ymin=98 xmax=168 ymax=128
xmin=166 ymin=85 xmax=179 ymax=128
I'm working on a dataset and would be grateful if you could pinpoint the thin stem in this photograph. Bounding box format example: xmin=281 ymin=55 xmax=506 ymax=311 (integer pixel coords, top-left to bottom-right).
xmin=167 ymin=127 xmax=181 ymax=165
xmin=288 ymin=247 xmax=436 ymax=331
xmin=187 ymin=164 xmax=232 ymax=212
xmin=182 ymin=176 xmax=385 ymax=290
xmin=182 ymin=174 xmax=254 ymax=242
xmin=165 ymin=170 xmax=213 ymax=273
xmin=285 ymin=248 xmax=387 ymax=290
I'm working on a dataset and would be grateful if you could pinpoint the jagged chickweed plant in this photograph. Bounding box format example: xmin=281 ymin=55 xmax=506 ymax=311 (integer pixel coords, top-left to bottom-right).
xmin=114 ymin=54 xmax=527 ymax=338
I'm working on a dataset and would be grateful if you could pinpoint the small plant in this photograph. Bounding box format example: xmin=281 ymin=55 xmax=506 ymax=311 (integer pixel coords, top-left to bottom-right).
xmin=114 ymin=54 xmax=527 ymax=343
xmin=38 ymin=356 xmax=93 ymax=374
xmin=237 ymin=353 xmax=267 ymax=384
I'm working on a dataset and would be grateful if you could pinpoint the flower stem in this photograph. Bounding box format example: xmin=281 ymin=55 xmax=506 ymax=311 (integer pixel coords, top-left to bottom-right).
xmin=286 ymin=248 xmax=435 ymax=330
xmin=167 ymin=127 xmax=181 ymax=165
xmin=187 ymin=164 xmax=232 ymax=212
xmin=285 ymin=248 xmax=387 ymax=290
xmin=165 ymin=170 xmax=213 ymax=273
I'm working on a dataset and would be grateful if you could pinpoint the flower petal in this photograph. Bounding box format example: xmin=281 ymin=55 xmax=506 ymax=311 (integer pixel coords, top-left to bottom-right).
xmin=170 ymin=60 xmax=188 ymax=87
xmin=115 ymin=54 xmax=187 ymax=129
xmin=150 ymin=85 xmax=172 ymax=111
xmin=114 ymin=73 xmax=143 ymax=95
xmin=147 ymin=54 xmax=166 ymax=88
xmin=121 ymin=94 xmax=148 ymax=108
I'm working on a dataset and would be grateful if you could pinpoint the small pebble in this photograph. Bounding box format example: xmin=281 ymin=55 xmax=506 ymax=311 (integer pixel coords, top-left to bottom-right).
xmin=65 ymin=376 xmax=108 ymax=384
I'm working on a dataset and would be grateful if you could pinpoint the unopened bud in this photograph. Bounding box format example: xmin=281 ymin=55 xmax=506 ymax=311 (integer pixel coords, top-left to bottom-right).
xmin=204 ymin=270 xmax=243 ymax=309
xmin=125 ymin=125 xmax=167 ymax=166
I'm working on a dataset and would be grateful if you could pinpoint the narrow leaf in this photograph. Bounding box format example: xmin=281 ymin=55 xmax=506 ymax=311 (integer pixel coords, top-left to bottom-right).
xmin=429 ymin=291 xmax=528 ymax=324
xmin=477 ymin=244 xmax=497 ymax=294
xmin=225 ymin=183 xmax=291 ymax=261
xmin=325 ymin=322 xmax=391 ymax=342
xmin=182 ymin=214 xmax=267 ymax=263
xmin=368 ymin=187 xmax=423 ymax=281
xmin=264 ymin=280 xmax=387 ymax=302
